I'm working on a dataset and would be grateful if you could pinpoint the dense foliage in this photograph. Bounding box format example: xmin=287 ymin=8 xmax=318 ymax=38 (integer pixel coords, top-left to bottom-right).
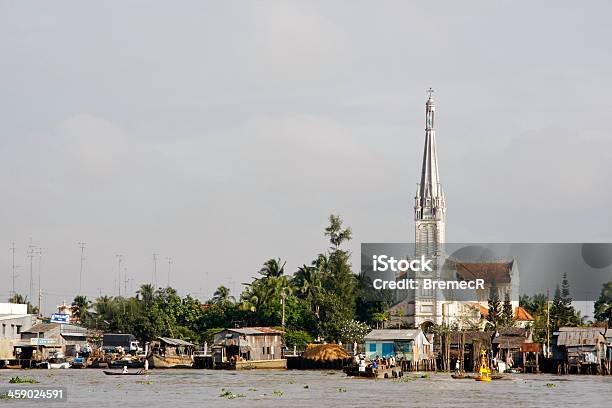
xmin=43 ymin=215 xmax=374 ymax=346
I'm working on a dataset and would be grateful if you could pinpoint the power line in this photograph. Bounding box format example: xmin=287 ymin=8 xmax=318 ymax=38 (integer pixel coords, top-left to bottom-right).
xmin=152 ymin=253 xmax=159 ymax=288
xmin=166 ymin=257 xmax=173 ymax=288
xmin=9 ymin=242 xmax=16 ymax=297
xmin=115 ymin=254 xmax=123 ymax=297
xmin=78 ymin=242 xmax=86 ymax=294
xmin=27 ymin=239 xmax=38 ymax=303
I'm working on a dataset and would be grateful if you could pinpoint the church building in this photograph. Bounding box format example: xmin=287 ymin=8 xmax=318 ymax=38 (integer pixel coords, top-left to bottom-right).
xmin=391 ymin=91 xmax=526 ymax=330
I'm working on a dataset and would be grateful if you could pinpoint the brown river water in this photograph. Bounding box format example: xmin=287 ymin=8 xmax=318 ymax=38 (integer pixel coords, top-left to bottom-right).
xmin=1 ymin=369 xmax=611 ymax=407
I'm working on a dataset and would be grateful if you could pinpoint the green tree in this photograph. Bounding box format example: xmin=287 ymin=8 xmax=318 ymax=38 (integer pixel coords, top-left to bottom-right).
xmin=292 ymin=264 xmax=322 ymax=317
xmin=259 ymin=258 xmax=286 ymax=279
xmin=137 ymin=283 xmax=156 ymax=307
xmin=8 ymin=293 xmax=39 ymax=315
xmin=284 ymin=329 xmax=313 ymax=350
xmin=211 ymin=285 xmax=235 ymax=306
xmin=549 ymin=273 xmax=580 ymax=331
xmin=594 ymin=281 xmax=612 ymax=325
xmin=71 ymin=295 xmax=92 ymax=324
xmin=487 ymin=280 xmax=501 ymax=328
xmin=501 ymin=292 xmax=514 ymax=327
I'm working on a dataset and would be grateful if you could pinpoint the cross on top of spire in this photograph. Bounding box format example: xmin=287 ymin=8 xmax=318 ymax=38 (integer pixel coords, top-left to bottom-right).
xmin=427 ymin=87 xmax=434 ymax=99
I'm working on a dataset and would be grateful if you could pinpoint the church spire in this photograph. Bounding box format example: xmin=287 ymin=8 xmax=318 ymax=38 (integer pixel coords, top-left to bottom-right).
xmin=415 ymin=88 xmax=445 ymax=222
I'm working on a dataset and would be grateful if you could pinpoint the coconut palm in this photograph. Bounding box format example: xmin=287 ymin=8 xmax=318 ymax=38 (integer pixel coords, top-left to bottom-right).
xmin=258 ymin=258 xmax=286 ymax=279
xmin=211 ymin=285 xmax=235 ymax=306
xmin=8 ymin=293 xmax=38 ymax=314
xmin=8 ymin=293 xmax=27 ymax=304
xmin=71 ymin=295 xmax=92 ymax=323
xmin=137 ymin=283 xmax=156 ymax=306
xmin=293 ymin=264 xmax=322 ymax=315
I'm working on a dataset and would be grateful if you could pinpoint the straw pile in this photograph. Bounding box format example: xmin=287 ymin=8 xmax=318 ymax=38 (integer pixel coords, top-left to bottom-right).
xmin=302 ymin=344 xmax=350 ymax=362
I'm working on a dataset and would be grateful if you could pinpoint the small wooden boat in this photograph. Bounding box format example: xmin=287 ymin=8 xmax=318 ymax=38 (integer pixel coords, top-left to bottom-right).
xmin=475 ymin=375 xmax=492 ymax=382
xmin=103 ymin=370 xmax=146 ymax=376
xmin=451 ymin=374 xmax=474 ymax=379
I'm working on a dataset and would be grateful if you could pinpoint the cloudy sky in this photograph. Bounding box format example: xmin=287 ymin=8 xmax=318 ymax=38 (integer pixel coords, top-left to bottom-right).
xmin=1 ymin=1 xmax=611 ymax=313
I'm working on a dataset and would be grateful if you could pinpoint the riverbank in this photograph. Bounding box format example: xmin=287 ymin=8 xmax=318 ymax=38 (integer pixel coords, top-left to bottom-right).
xmin=2 ymin=369 xmax=611 ymax=407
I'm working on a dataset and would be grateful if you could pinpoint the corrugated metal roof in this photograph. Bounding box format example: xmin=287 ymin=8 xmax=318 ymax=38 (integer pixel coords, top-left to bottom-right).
xmin=222 ymin=327 xmax=284 ymax=335
xmin=364 ymin=329 xmax=421 ymax=341
xmin=557 ymin=327 xmax=605 ymax=346
xmin=21 ymin=323 xmax=59 ymax=333
xmin=158 ymin=337 xmax=195 ymax=346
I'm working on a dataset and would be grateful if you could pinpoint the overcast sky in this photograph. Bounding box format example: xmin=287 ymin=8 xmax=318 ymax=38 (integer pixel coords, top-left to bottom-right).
xmin=1 ymin=1 xmax=611 ymax=313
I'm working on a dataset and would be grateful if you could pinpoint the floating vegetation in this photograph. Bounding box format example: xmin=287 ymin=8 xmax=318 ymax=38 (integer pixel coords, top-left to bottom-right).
xmin=337 ymin=388 xmax=347 ymax=393
xmin=546 ymin=383 xmax=557 ymax=388
xmin=394 ymin=376 xmax=417 ymax=383
xmin=287 ymin=379 xmax=295 ymax=384
xmin=137 ymin=380 xmax=153 ymax=385
xmin=420 ymin=374 xmax=430 ymax=379
xmin=219 ymin=389 xmax=246 ymax=399
xmin=303 ymin=385 xmax=310 ymax=389
xmin=273 ymin=390 xmax=283 ymax=397
xmin=326 ymin=371 xmax=337 ymax=375
xmin=9 ymin=376 xmax=39 ymax=384
xmin=248 ymin=387 xmax=257 ymax=392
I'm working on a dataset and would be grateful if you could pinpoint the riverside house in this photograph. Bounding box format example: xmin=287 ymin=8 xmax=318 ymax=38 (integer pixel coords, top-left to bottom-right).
xmin=364 ymin=329 xmax=432 ymax=369
xmin=212 ymin=327 xmax=285 ymax=369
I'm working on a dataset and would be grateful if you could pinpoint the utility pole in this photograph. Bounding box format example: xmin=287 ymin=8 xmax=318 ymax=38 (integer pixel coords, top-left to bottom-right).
xmin=280 ymin=287 xmax=288 ymax=328
xmin=152 ymin=253 xmax=159 ymax=288
xmin=78 ymin=242 xmax=86 ymax=294
xmin=123 ymin=267 xmax=129 ymax=295
xmin=37 ymin=247 xmax=43 ymax=317
xmin=166 ymin=257 xmax=173 ymax=288
xmin=546 ymin=288 xmax=550 ymax=358
xmin=27 ymin=241 xmax=37 ymax=303
xmin=9 ymin=242 xmax=16 ymax=297
xmin=116 ymin=254 xmax=123 ymax=297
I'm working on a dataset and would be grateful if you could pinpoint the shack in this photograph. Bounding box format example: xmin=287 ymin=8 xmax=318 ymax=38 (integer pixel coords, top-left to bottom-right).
xmin=492 ymin=327 xmax=535 ymax=372
xmin=364 ymin=329 xmax=433 ymax=371
xmin=148 ymin=337 xmax=195 ymax=368
xmin=212 ymin=327 xmax=285 ymax=369
xmin=555 ymin=327 xmax=606 ymax=374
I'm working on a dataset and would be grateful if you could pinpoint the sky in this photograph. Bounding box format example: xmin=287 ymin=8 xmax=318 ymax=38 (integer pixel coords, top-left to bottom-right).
xmin=1 ymin=1 xmax=611 ymax=314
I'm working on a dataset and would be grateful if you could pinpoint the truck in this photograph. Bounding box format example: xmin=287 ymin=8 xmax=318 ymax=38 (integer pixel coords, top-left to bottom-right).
xmin=102 ymin=333 xmax=141 ymax=354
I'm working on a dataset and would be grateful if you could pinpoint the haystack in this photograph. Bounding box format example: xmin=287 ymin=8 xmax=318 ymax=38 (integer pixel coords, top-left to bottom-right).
xmin=302 ymin=344 xmax=350 ymax=362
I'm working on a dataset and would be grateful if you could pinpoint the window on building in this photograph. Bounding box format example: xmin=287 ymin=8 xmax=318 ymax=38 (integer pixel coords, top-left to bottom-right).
xmin=2 ymin=324 xmax=5 ymax=336
xmin=266 ymin=346 xmax=270 ymax=355
xmin=16 ymin=325 xmax=21 ymax=334
xmin=368 ymin=343 xmax=376 ymax=352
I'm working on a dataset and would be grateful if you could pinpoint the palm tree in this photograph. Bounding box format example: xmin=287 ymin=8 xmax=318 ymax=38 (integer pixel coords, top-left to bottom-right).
xmin=211 ymin=285 xmax=235 ymax=306
xmin=312 ymin=253 xmax=331 ymax=275
xmin=293 ymin=264 xmax=322 ymax=315
xmin=259 ymin=258 xmax=286 ymax=279
xmin=8 ymin=293 xmax=27 ymax=304
xmin=137 ymin=284 xmax=155 ymax=306
xmin=71 ymin=295 xmax=92 ymax=324
xmin=8 ymin=293 xmax=38 ymax=315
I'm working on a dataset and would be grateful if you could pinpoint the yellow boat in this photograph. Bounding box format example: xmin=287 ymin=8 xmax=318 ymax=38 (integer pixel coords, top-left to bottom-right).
xmin=474 ymin=350 xmax=491 ymax=382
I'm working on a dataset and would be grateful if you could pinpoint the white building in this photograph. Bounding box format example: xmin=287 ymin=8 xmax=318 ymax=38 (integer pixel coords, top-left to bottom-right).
xmin=0 ymin=303 xmax=36 ymax=359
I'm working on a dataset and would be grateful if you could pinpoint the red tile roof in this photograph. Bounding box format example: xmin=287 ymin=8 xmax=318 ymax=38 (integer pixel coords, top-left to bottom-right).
xmin=454 ymin=261 xmax=514 ymax=284
xmin=514 ymin=306 xmax=534 ymax=321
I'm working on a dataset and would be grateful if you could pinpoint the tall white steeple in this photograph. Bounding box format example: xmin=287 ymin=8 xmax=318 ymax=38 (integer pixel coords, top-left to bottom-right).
xmin=414 ymin=88 xmax=446 ymax=256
